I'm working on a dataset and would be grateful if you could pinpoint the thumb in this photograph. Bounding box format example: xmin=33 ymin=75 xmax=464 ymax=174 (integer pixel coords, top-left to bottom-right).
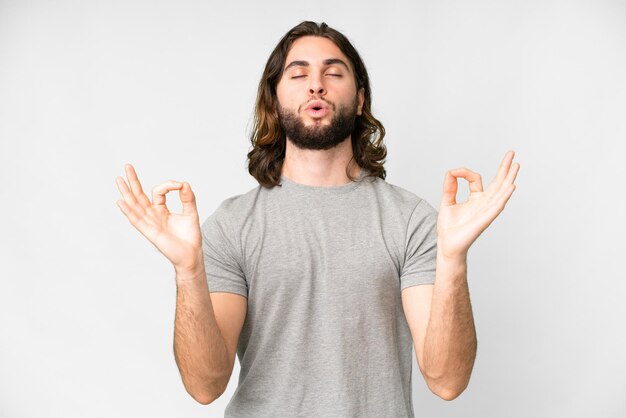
xmin=179 ymin=182 xmax=198 ymax=215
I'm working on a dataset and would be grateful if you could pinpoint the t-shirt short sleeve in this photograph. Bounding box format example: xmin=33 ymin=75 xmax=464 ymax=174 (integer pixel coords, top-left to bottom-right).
xmin=400 ymin=198 xmax=438 ymax=290
xmin=200 ymin=202 xmax=248 ymax=297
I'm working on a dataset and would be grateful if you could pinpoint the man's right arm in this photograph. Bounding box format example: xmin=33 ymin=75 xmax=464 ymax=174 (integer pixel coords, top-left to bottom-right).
xmin=173 ymin=266 xmax=232 ymax=405
xmin=115 ymin=164 xmax=248 ymax=404
xmin=114 ymin=166 xmax=246 ymax=404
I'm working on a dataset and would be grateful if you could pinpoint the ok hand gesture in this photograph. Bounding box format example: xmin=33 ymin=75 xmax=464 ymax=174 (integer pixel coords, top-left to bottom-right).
xmin=437 ymin=151 xmax=520 ymax=260
xmin=115 ymin=164 xmax=203 ymax=274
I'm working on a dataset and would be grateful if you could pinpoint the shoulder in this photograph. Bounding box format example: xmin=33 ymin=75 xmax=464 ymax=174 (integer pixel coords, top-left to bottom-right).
xmin=366 ymin=175 xmax=438 ymax=217
xmin=201 ymin=184 xmax=263 ymax=229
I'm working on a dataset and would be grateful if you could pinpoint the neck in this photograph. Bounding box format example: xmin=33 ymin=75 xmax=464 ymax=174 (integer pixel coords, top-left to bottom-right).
xmin=281 ymin=136 xmax=361 ymax=187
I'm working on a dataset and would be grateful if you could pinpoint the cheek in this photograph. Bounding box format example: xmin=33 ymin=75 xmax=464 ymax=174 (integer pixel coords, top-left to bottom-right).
xmin=276 ymin=85 xmax=299 ymax=111
xmin=275 ymin=83 xmax=287 ymax=105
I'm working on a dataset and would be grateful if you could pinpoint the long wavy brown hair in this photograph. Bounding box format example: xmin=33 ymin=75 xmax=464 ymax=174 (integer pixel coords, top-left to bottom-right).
xmin=247 ymin=21 xmax=387 ymax=188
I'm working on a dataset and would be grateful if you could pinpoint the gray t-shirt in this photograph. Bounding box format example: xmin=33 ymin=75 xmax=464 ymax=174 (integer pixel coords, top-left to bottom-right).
xmin=201 ymin=168 xmax=438 ymax=418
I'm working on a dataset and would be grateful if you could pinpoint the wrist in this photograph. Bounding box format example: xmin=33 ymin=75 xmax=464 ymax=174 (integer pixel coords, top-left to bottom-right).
xmin=174 ymin=264 xmax=206 ymax=284
xmin=174 ymin=251 xmax=204 ymax=276
xmin=436 ymin=245 xmax=468 ymax=268
xmin=437 ymin=251 xmax=467 ymax=265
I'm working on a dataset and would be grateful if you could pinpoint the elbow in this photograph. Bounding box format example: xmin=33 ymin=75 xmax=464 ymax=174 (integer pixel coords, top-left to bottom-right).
xmin=190 ymin=393 xmax=219 ymax=405
xmin=186 ymin=381 xmax=227 ymax=405
xmin=433 ymin=386 xmax=464 ymax=401
xmin=189 ymin=388 xmax=221 ymax=405
xmin=191 ymin=392 xmax=216 ymax=405
xmin=425 ymin=375 xmax=470 ymax=401
xmin=422 ymin=357 xmax=475 ymax=401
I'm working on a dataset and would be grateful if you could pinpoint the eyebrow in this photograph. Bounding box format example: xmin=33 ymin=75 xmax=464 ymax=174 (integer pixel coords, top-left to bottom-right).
xmin=284 ymin=58 xmax=351 ymax=72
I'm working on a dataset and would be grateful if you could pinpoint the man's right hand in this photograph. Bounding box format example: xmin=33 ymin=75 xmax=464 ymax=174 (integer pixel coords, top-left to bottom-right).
xmin=115 ymin=163 xmax=203 ymax=276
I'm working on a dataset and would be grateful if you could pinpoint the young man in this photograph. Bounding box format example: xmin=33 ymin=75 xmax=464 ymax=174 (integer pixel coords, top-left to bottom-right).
xmin=115 ymin=21 xmax=519 ymax=417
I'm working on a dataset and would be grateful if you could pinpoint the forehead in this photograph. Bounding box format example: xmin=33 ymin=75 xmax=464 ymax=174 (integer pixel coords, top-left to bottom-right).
xmin=284 ymin=36 xmax=352 ymax=69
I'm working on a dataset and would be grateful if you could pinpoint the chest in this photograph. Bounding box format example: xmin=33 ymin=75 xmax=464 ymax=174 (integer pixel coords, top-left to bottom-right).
xmin=241 ymin=204 xmax=403 ymax=310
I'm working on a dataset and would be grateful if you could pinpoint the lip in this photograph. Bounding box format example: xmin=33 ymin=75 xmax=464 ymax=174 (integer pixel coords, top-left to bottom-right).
xmin=304 ymin=100 xmax=329 ymax=111
xmin=304 ymin=100 xmax=331 ymax=118
xmin=305 ymin=108 xmax=330 ymax=118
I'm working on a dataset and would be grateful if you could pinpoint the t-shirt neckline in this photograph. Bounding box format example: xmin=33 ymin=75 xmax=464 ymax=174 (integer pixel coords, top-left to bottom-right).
xmin=279 ymin=167 xmax=367 ymax=195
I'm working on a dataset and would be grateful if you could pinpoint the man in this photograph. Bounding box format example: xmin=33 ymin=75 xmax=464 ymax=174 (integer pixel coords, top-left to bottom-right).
xmin=115 ymin=21 xmax=519 ymax=417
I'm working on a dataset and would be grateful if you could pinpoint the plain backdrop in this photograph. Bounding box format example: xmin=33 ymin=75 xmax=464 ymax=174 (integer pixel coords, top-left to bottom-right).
xmin=1 ymin=0 xmax=625 ymax=417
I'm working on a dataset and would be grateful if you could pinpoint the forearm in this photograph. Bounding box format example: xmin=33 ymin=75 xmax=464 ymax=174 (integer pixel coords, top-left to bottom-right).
xmin=423 ymin=249 xmax=477 ymax=400
xmin=174 ymin=266 xmax=230 ymax=404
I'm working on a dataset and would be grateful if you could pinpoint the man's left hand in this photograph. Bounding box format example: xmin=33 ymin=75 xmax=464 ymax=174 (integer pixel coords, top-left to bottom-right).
xmin=436 ymin=150 xmax=520 ymax=260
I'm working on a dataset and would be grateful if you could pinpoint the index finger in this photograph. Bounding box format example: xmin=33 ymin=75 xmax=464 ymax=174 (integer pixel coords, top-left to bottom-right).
xmin=448 ymin=168 xmax=484 ymax=193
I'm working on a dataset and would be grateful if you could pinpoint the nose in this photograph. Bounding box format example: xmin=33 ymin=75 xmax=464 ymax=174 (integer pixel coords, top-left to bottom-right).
xmin=308 ymin=75 xmax=326 ymax=96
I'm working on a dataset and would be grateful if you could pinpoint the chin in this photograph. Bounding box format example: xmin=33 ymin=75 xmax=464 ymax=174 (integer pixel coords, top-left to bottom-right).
xmin=305 ymin=118 xmax=330 ymax=126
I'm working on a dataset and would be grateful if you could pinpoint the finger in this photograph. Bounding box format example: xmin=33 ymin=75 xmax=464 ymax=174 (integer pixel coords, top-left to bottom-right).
xmin=441 ymin=170 xmax=459 ymax=206
xmin=116 ymin=175 xmax=141 ymax=208
xmin=491 ymin=162 xmax=520 ymax=204
xmin=116 ymin=200 xmax=157 ymax=239
xmin=493 ymin=183 xmax=517 ymax=215
xmin=115 ymin=198 xmax=150 ymax=232
xmin=503 ymin=162 xmax=520 ymax=187
xmin=474 ymin=182 xmax=517 ymax=232
xmin=179 ymin=182 xmax=199 ymax=216
xmin=448 ymin=168 xmax=484 ymax=193
xmin=492 ymin=150 xmax=515 ymax=187
xmin=488 ymin=163 xmax=520 ymax=199
xmin=125 ymin=164 xmax=152 ymax=208
xmin=151 ymin=180 xmax=183 ymax=206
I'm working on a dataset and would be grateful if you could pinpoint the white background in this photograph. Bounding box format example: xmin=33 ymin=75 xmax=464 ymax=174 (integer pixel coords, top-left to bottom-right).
xmin=1 ymin=0 xmax=624 ymax=417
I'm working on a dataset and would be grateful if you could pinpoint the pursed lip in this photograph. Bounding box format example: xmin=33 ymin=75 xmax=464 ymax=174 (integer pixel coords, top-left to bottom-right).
xmin=304 ymin=100 xmax=330 ymax=111
xmin=303 ymin=100 xmax=331 ymax=119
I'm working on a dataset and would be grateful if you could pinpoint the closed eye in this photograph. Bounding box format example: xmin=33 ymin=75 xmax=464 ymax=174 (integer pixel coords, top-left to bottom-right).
xmin=291 ymin=75 xmax=306 ymax=79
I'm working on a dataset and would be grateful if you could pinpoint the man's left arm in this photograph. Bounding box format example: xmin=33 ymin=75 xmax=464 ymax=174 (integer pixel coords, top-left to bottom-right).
xmin=403 ymin=150 xmax=520 ymax=401
xmin=402 ymin=253 xmax=475 ymax=401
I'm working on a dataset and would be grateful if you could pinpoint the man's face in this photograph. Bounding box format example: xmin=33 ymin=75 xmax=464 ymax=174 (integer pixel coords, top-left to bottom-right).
xmin=275 ymin=36 xmax=365 ymax=150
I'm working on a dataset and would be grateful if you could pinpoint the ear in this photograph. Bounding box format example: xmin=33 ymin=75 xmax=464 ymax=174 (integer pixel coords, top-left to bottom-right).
xmin=356 ymin=87 xmax=365 ymax=116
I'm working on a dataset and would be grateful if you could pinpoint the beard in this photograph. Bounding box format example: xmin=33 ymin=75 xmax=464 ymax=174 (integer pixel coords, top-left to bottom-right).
xmin=277 ymin=96 xmax=358 ymax=151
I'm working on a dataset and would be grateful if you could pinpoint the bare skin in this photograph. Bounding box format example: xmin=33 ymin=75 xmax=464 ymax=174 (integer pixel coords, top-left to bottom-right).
xmin=437 ymin=150 xmax=521 ymax=261
xmin=115 ymin=165 xmax=230 ymax=404
xmin=114 ymin=165 xmax=202 ymax=275
xmin=403 ymin=150 xmax=520 ymax=400
xmin=276 ymin=36 xmax=364 ymax=186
